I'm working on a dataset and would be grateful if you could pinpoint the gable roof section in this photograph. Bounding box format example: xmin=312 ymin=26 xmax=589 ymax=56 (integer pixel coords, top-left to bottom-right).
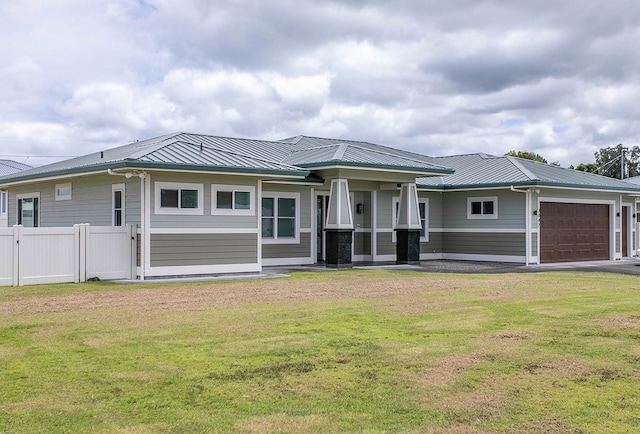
xmin=281 ymin=136 xmax=453 ymax=175
xmin=417 ymin=153 xmax=640 ymax=192
xmin=0 ymin=159 xmax=32 ymax=177
xmin=0 ymin=133 xmax=309 ymax=185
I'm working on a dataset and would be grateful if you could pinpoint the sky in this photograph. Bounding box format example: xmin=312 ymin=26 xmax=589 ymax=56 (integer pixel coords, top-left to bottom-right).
xmin=1 ymin=0 xmax=639 ymax=168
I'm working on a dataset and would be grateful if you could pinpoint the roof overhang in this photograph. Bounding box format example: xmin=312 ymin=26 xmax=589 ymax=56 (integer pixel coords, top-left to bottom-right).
xmin=0 ymin=160 xmax=309 ymax=187
xmin=300 ymin=162 xmax=453 ymax=177
xmin=417 ymin=179 xmax=640 ymax=194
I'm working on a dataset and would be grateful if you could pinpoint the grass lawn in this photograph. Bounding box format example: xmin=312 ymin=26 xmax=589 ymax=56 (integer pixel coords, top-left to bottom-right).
xmin=2 ymin=269 xmax=640 ymax=433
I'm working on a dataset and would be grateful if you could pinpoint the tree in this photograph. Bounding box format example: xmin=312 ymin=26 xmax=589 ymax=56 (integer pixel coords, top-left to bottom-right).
xmin=572 ymin=163 xmax=599 ymax=174
xmin=505 ymin=150 xmax=548 ymax=163
xmin=505 ymin=150 xmax=560 ymax=166
xmin=594 ymin=144 xmax=640 ymax=179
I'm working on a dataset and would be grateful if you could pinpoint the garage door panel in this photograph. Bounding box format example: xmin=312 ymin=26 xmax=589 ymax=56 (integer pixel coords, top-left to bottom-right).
xmin=540 ymin=202 xmax=609 ymax=263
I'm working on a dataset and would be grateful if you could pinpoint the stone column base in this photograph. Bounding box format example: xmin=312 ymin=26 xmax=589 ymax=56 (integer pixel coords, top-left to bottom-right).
xmin=396 ymin=229 xmax=421 ymax=264
xmin=325 ymin=229 xmax=353 ymax=268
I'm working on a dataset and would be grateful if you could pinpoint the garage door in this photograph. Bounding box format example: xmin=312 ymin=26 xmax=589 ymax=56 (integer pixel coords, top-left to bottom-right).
xmin=540 ymin=202 xmax=610 ymax=263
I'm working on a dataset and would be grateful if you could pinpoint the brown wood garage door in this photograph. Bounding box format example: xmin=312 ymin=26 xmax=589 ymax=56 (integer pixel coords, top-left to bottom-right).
xmin=540 ymin=202 xmax=610 ymax=263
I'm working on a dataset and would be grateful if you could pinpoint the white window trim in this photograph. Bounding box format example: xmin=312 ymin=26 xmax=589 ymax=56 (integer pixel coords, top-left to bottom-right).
xmin=112 ymin=183 xmax=125 ymax=226
xmin=211 ymin=184 xmax=256 ymax=216
xmin=467 ymin=196 xmax=498 ymax=220
xmin=55 ymin=182 xmax=72 ymax=201
xmin=0 ymin=190 xmax=7 ymax=218
xmin=262 ymin=192 xmax=300 ymax=244
xmin=392 ymin=196 xmax=429 ymax=242
xmin=16 ymin=192 xmax=41 ymax=227
xmin=154 ymin=181 xmax=204 ymax=215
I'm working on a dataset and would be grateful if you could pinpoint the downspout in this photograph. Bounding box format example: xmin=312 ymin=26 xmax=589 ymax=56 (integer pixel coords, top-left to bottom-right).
xmin=510 ymin=186 xmax=530 ymax=266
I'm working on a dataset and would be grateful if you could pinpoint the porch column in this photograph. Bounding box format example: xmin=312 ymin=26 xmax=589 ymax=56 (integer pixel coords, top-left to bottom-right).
xmin=396 ymin=183 xmax=421 ymax=264
xmin=325 ymin=179 xmax=354 ymax=268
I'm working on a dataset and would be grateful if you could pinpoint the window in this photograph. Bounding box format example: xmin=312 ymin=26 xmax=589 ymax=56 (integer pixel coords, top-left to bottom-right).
xmin=154 ymin=182 xmax=203 ymax=215
xmin=393 ymin=197 xmax=429 ymax=241
xmin=262 ymin=193 xmax=299 ymax=242
xmin=467 ymin=196 xmax=498 ymax=219
xmin=211 ymin=185 xmax=255 ymax=215
xmin=0 ymin=191 xmax=7 ymax=219
xmin=112 ymin=184 xmax=124 ymax=226
xmin=17 ymin=193 xmax=40 ymax=227
xmin=55 ymin=182 xmax=72 ymax=201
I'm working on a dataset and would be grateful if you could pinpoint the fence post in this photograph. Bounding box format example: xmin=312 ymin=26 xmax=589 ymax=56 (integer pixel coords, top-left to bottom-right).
xmin=12 ymin=225 xmax=22 ymax=287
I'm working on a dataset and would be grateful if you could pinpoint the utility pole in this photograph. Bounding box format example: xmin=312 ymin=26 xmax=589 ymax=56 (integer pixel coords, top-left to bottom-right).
xmin=621 ymin=148 xmax=625 ymax=180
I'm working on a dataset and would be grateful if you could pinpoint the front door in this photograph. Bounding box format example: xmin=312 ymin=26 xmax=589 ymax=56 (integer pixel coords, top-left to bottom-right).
xmin=316 ymin=194 xmax=329 ymax=262
xmin=622 ymin=206 xmax=629 ymax=257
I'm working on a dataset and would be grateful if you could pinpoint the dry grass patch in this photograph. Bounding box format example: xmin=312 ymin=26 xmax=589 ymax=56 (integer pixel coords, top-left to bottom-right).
xmin=236 ymin=413 xmax=329 ymax=433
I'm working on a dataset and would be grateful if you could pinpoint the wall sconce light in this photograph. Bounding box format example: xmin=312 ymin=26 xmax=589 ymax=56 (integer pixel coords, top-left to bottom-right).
xmin=533 ymin=210 xmax=538 ymax=216
xmin=616 ymin=212 xmax=621 ymax=217
xmin=633 ymin=214 xmax=637 ymax=218
xmin=356 ymin=203 xmax=364 ymax=214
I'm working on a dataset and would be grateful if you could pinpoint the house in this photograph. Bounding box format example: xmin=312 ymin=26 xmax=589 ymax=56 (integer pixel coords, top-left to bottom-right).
xmin=0 ymin=160 xmax=32 ymax=227
xmin=0 ymin=132 xmax=638 ymax=280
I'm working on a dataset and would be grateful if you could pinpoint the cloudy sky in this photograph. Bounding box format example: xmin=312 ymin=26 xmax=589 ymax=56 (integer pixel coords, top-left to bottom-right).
xmin=1 ymin=0 xmax=639 ymax=167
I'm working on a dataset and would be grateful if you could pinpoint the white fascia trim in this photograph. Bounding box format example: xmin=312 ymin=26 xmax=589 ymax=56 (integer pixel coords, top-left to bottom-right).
xmin=375 ymin=254 xmax=396 ymax=262
xmin=0 ymin=170 xmax=108 ymax=188
xmin=307 ymin=164 xmax=445 ymax=176
xmin=137 ymin=166 xmax=306 ymax=180
xmin=430 ymin=228 xmax=526 ymax=233
xmin=263 ymin=180 xmax=325 ymax=186
xmin=442 ymin=253 xmax=526 ymax=263
xmin=420 ymin=252 xmax=445 ymax=260
xmin=149 ymin=228 xmax=258 ymax=234
xmin=262 ymin=257 xmax=315 ymax=266
xmin=538 ymin=197 xmax=616 ymax=205
xmin=145 ymin=263 xmax=260 ymax=277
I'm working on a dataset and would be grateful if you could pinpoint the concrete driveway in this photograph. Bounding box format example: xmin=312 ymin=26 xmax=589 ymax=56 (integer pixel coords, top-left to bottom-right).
xmin=412 ymin=258 xmax=640 ymax=275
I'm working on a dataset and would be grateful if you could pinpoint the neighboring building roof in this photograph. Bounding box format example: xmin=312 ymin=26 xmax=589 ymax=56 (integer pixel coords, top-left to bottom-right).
xmin=626 ymin=175 xmax=640 ymax=185
xmin=0 ymin=159 xmax=32 ymax=177
xmin=417 ymin=153 xmax=640 ymax=192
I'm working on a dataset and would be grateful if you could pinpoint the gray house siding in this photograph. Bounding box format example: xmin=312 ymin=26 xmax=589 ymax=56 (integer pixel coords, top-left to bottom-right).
xmin=442 ymin=191 xmax=525 ymax=230
xmin=442 ymin=232 xmax=525 ymax=255
xmin=376 ymin=232 xmax=395 ymax=255
xmin=150 ymin=173 xmax=260 ymax=229
xmin=421 ymin=231 xmax=443 ymax=254
xmin=262 ymin=233 xmax=311 ymax=259
xmin=150 ymin=233 xmax=257 ymax=267
xmin=8 ymin=174 xmax=140 ymax=227
xmin=354 ymin=231 xmax=372 ymax=256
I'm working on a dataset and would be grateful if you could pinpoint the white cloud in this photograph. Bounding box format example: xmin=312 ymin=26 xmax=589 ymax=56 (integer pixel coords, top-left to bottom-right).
xmin=1 ymin=0 xmax=640 ymax=168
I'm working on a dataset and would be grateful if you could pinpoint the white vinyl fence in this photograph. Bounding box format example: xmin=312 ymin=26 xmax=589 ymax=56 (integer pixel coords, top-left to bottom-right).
xmin=0 ymin=224 xmax=136 ymax=286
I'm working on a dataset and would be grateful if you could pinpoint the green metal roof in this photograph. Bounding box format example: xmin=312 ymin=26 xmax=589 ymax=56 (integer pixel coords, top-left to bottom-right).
xmin=0 ymin=133 xmax=308 ymax=184
xmin=282 ymin=136 xmax=454 ymax=175
xmin=417 ymin=153 xmax=640 ymax=192
xmin=0 ymin=132 xmax=454 ymax=185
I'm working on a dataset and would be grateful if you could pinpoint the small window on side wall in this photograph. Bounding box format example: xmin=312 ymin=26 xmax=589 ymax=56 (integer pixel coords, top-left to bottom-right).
xmin=154 ymin=182 xmax=203 ymax=215
xmin=467 ymin=196 xmax=498 ymax=219
xmin=55 ymin=182 xmax=72 ymax=201
xmin=112 ymin=184 xmax=125 ymax=226
xmin=0 ymin=191 xmax=7 ymax=218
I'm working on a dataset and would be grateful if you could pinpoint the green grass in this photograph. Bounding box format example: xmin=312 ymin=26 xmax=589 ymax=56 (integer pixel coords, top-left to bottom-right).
xmin=2 ymin=269 xmax=640 ymax=432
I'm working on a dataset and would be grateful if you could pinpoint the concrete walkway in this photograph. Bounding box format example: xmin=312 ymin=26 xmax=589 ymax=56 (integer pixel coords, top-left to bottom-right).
xmin=270 ymin=258 xmax=640 ymax=276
